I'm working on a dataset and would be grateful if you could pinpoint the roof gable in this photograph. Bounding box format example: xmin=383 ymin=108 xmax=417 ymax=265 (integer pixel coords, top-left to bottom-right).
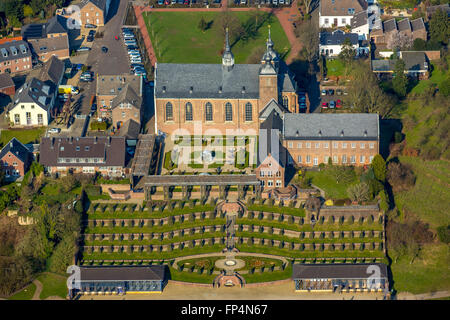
xmin=0 ymin=137 xmax=31 ymax=163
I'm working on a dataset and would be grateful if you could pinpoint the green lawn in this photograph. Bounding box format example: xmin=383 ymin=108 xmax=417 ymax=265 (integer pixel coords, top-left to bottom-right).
xmin=144 ymin=11 xmax=290 ymax=64
xmin=0 ymin=128 xmax=46 ymax=148
xmin=411 ymin=61 xmax=449 ymax=94
xmin=390 ymin=243 xmax=450 ymax=294
xmin=8 ymin=282 xmax=36 ymax=300
xmin=36 ymin=273 xmax=68 ymax=300
xmin=305 ymin=170 xmax=358 ymax=200
xmin=326 ymin=59 xmax=346 ymax=77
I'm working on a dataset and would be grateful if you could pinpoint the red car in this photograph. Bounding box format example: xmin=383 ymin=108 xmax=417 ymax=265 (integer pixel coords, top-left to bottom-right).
xmin=184 ymin=0 xmax=189 ymax=3
xmin=164 ymin=0 xmax=170 ymax=4
xmin=321 ymin=102 xmax=328 ymax=109
xmin=336 ymin=99 xmax=342 ymax=108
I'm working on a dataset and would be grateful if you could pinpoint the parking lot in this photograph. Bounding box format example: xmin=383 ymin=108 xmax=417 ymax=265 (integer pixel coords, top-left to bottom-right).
xmin=318 ymin=86 xmax=349 ymax=111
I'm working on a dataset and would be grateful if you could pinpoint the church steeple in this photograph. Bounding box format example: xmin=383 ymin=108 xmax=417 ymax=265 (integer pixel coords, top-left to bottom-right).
xmin=267 ymin=24 xmax=274 ymax=49
xmin=222 ymin=28 xmax=235 ymax=72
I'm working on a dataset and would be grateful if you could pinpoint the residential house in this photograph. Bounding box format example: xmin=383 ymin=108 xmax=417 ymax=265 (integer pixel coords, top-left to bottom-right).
xmin=0 ymin=138 xmax=33 ymax=181
xmin=371 ymin=51 xmax=429 ymax=79
xmin=370 ymin=18 xmax=427 ymax=49
xmin=111 ymin=84 xmax=143 ymax=129
xmin=9 ymin=77 xmax=56 ymax=126
xmin=96 ymin=74 xmax=143 ymax=119
xmin=37 ymin=56 xmax=66 ymax=87
xmin=79 ymin=0 xmax=112 ymax=27
xmin=22 ymin=16 xmax=70 ymax=63
xmin=319 ymin=0 xmax=367 ymax=28
xmin=319 ymin=30 xmax=367 ymax=57
xmin=39 ymin=136 xmax=127 ymax=177
xmin=0 ymin=73 xmax=15 ymax=96
xmin=0 ymin=40 xmax=32 ymax=75
xmin=282 ymin=113 xmax=380 ymax=167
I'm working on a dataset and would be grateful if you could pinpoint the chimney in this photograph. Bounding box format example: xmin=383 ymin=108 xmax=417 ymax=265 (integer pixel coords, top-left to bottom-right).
xmin=94 ymin=136 xmax=98 ymax=144
xmin=241 ymin=86 xmax=246 ymax=94
xmin=364 ymin=130 xmax=368 ymax=137
xmin=162 ymin=86 xmax=166 ymax=93
xmin=318 ymin=130 xmax=322 ymax=137
xmin=341 ymin=130 xmax=344 ymax=137
xmin=189 ymin=86 xmax=193 ymax=94
xmin=296 ymin=130 xmax=299 ymax=137
xmin=218 ymin=86 xmax=222 ymax=94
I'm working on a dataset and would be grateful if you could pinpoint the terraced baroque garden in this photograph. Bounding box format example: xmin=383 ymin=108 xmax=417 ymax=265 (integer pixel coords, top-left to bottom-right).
xmin=80 ymin=198 xmax=386 ymax=284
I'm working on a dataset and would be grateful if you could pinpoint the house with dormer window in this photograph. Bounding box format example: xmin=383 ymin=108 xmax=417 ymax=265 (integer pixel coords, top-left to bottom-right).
xmin=319 ymin=0 xmax=367 ymax=28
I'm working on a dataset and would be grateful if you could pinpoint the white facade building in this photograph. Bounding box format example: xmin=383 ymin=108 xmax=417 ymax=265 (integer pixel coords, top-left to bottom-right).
xmin=319 ymin=0 xmax=368 ymax=28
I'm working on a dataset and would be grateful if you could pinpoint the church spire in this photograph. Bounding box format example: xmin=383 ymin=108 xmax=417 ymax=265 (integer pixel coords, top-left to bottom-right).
xmin=267 ymin=24 xmax=274 ymax=48
xmin=222 ymin=27 xmax=235 ymax=71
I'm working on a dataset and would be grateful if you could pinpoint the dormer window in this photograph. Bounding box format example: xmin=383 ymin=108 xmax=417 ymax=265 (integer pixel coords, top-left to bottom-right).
xmin=341 ymin=130 xmax=344 ymax=137
xmin=85 ymin=146 xmax=90 ymax=151
xmin=76 ymin=146 xmax=80 ymax=151
xmin=364 ymin=130 xmax=368 ymax=137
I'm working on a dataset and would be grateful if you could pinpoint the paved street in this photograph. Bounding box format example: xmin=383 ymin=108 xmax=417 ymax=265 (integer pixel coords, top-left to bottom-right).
xmin=68 ymin=0 xmax=131 ymax=136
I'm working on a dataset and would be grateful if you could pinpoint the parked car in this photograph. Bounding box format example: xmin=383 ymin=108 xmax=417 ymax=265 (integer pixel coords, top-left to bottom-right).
xmin=101 ymin=46 xmax=108 ymax=53
xmin=299 ymin=102 xmax=307 ymax=109
xmin=327 ymin=89 xmax=334 ymax=95
xmin=76 ymin=46 xmax=91 ymax=52
xmin=184 ymin=0 xmax=190 ymax=4
xmin=48 ymin=128 xmax=61 ymax=134
xmin=321 ymin=102 xmax=328 ymax=109
xmin=321 ymin=89 xmax=327 ymax=96
xmin=164 ymin=0 xmax=170 ymax=3
xmin=85 ymin=24 xmax=96 ymax=29
xmin=158 ymin=0 xmax=164 ymax=4
xmin=336 ymin=89 xmax=343 ymax=95
xmin=127 ymin=45 xmax=138 ymax=51
xmin=329 ymin=101 xmax=336 ymax=108
xmin=336 ymin=99 xmax=342 ymax=108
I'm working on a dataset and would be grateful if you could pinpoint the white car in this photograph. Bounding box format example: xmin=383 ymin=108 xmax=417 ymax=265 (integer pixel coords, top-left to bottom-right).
xmin=48 ymin=128 xmax=61 ymax=134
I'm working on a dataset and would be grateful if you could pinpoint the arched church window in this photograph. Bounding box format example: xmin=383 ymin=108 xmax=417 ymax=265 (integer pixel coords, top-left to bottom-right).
xmin=185 ymin=102 xmax=193 ymax=121
xmin=282 ymin=96 xmax=289 ymax=109
xmin=205 ymin=102 xmax=213 ymax=121
xmin=165 ymin=102 xmax=173 ymax=121
xmin=225 ymin=102 xmax=233 ymax=122
xmin=245 ymin=102 xmax=252 ymax=122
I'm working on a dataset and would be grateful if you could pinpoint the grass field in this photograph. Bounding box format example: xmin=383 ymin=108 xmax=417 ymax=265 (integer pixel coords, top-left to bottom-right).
xmin=325 ymin=59 xmax=346 ymax=77
xmin=36 ymin=273 xmax=68 ymax=300
xmin=394 ymin=156 xmax=450 ymax=228
xmin=411 ymin=61 xmax=449 ymax=94
xmin=0 ymin=128 xmax=46 ymax=148
xmin=305 ymin=170 xmax=358 ymax=200
xmin=144 ymin=11 xmax=290 ymax=64
xmin=390 ymin=243 xmax=450 ymax=294
xmin=8 ymin=282 xmax=36 ymax=300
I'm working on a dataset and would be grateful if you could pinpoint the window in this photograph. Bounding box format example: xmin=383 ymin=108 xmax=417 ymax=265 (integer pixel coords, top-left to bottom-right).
xmin=268 ymin=180 xmax=273 ymax=187
xmin=268 ymin=171 xmax=273 ymax=177
xmin=185 ymin=102 xmax=193 ymax=121
xmin=342 ymin=18 xmax=346 ymax=24
xmin=351 ymin=155 xmax=356 ymax=164
xmin=165 ymin=102 xmax=173 ymax=121
xmin=342 ymin=155 xmax=347 ymax=163
xmin=12 ymin=162 xmax=17 ymax=167
xmin=324 ymin=142 xmax=329 ymax=149
xmin=205 ymin=102 xmax=213 ymax=121
xmin=297 ymin=155 xmax=302 ymax=163
xmin=306 ymin=155 xmax=311 ymax=163
xmin=26 ymin=112 xmax=31 ymax=125
xmin=297 ymin=143 xmax=302 ymax=149
xmin=85 ymin=146 xmax=90 ymax=151
xmin=324 ymin=18 xmax=329 ymax=24
xmin=260 ymin=171 xmax=265 ymax=177
xmin=351 ymin=143 xmax=356 ymax=149
xmin=14 ymin=114 xmax=20 ymax=124
xmin=306 ymin=142 xmax=311 ymax=148
xmin=324 ymin=156 xmax=329 ymax=163
xmin=369 ymin=143 xmax=375 ymax=149
xmin=288 ymin=142 xmax=293 ymax=148
xmin=369 ymin=156 xmax=374 ymax=163
xmin=225 ymin=102 xmax=232 ymax=121
xmin=360 ymin=155 xmax=365 ymax=163
xmin=333 ymin=142 xmax=338 ymax=149
xmin=315 ymin=143 xmax=320 ymax=149
xmin=276 ymin=171 xmax=281 ymax=177
xmin=360 ymin=143 xmax=365 ymax=149
xmin=76 ymin=146 xmax=80 ymax=151
xmin=245 ymin=102 xmax=252 ymax=121
xmin=282 ymin=96 xmax=289 ymax=108
xmin=276 ymin=180 xmax=282 ymax=187
xmin=37 ymin=114 xmax=43 ymax=125
xmin=122 ymin=112 xmax=126 ymax=118
xmin=313 ymin=158 xmax=319 ymax=166
xmin=342 ymin=143 xmax=347 ymax=149
xmin=333 ymin=155 xmax=338 ymax=163
xmin=261 ymin=180 xmax=265 ymax=187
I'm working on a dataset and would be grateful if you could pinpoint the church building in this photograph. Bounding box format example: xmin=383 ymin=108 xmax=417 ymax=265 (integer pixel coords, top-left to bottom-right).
xmin=153 ymin=28 xmax=298 ymax=136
